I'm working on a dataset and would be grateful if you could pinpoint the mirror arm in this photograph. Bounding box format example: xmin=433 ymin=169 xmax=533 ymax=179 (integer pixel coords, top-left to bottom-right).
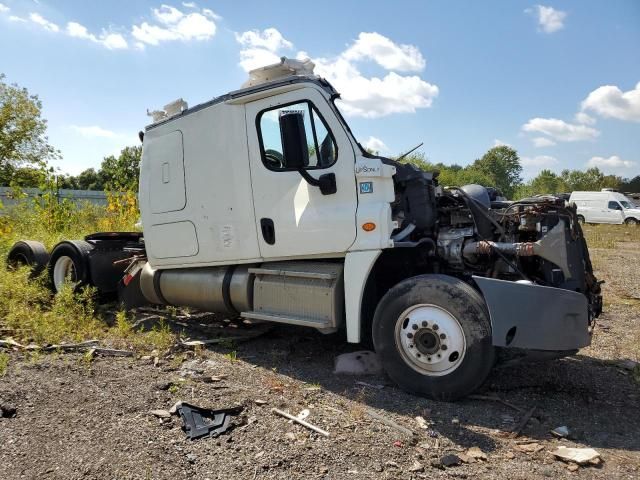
xmin=297 ymin=168 xmax=320 ymax=187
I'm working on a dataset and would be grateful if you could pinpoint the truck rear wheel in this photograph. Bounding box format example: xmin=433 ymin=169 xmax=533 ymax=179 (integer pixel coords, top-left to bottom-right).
xmin=48 ymin=241 xmax=93 ymax=293
xmin=7 ymin=240 xmax=50 ymax=276
xmin=372 ymin=274 xmax=494 ymax=401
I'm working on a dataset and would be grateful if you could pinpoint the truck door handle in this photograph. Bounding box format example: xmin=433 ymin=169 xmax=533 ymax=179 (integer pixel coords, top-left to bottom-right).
xmin=260 ymin=218 xmax=276 ymax=245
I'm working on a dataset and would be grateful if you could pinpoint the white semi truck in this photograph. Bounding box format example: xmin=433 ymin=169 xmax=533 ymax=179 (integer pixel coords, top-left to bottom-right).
xmin=7 ymin=59 xmax=602 ymax=400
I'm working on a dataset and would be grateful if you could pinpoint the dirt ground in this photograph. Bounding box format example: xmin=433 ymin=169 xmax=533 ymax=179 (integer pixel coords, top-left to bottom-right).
xmin=1 ymin=244 xmax=639 ymax=479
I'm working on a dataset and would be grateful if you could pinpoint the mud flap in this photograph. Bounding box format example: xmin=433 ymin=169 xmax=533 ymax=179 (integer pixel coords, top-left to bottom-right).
xmin=473 ymin=276 xmax=591 ymax=351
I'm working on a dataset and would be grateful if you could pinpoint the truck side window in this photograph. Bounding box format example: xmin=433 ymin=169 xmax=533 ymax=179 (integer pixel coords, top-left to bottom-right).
xmin=608 ymin=201 xmax=622 ymax=210
xmin=257 ymin=101 xmax=337 ymax=171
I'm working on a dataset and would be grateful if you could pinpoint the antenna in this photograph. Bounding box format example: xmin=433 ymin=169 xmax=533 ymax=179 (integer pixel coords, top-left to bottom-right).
xmin=396 ymin=142 xmax=424 ymax=161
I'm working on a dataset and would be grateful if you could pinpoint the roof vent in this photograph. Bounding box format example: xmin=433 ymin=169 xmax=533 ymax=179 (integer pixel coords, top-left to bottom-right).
xmin=243 ymin=57 xmax=316 ymax=88
xmin=147 ymin=98 xmax=189 ymax=124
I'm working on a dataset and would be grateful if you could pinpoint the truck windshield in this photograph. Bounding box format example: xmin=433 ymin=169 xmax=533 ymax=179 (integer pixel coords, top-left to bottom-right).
xmin=620 ymin=200 xmax=633 ymax=209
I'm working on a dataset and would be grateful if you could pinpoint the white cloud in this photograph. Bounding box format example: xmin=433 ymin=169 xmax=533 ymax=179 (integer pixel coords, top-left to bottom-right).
xmin=580 ymin=82 xmax=640 ymax=122
xmin=527 ymin=5 xmax=567 ymax=33
xmin=342 ymin=32 xmax=425 ymax=72
xmin=236 ymin=28 xmax=293 ymax=52
xmin=132 ymin=5 xmax=217 ymax=46
xmin=101 ymin=32 xmax=128 ymax=50
xmin=65 ymin=21 xmax=128 ymax=50
xmin=364 ymin=136 xmax=388 ymax=152
xmin=235 ymin=29 xmax=438 ymax=118
xmin=0 ymin=3 xmax=9 ymax=13
xmin=531 ymin=136 xmax=556 ymax=147
xmin=66 ymin=21 xmax=96 ymax=41
xmin=29 ymin=12 xmax=59 ymax=32
xmin=71 ymin=125 xmax=117 ymax=139
xmin=182 ymin=2 xmax=197 ymax=8
xmin=9 ymin=15 xmax=26 ymax=23
xmin=521 ymin=155 xmax=558 ymax=167
xmin=493 ymin=139 xmax=511 ymax=147
xmin=236 ymin=28 xmax=293 ymax=71
xmin=522 ymin=117 xmax=599 ymax=142
xmin=587 ymin=155 xmax=636 ymax=169
xmin=574 ymin=111 xmax=596 ymax=125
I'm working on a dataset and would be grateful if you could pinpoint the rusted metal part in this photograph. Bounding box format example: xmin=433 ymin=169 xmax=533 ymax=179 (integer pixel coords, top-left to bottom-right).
xmin=463 ymin=241 xmax=536 ymax=258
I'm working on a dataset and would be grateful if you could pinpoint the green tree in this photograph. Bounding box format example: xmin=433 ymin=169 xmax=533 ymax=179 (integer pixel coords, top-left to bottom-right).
xmin=471 ymin=146 xmax=522 ymax=199
xmin=0 ymin=74 xmax=59 ymax=181
xmin=100 ymin=146 xmax=142 ymax=192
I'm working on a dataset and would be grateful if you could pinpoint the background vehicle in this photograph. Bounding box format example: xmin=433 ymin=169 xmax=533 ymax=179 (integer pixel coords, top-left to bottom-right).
xmin=570 ymin=190 xmax=640 ymax=225
xmin=7 ymin=59 xmax=602 ymax=400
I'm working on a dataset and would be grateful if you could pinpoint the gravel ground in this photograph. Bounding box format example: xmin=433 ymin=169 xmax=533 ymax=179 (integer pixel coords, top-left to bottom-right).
xmin=1 ymin=244 xmax=639 ymax=480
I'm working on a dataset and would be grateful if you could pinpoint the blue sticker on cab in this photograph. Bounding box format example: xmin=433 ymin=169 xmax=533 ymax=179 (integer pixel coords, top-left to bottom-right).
xmin=359 ymin=182 xmax=373 ymax=194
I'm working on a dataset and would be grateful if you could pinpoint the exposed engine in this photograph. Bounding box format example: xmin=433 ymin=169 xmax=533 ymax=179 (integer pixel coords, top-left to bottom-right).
xmin=390 ymin=162 xmax=602 ymax=324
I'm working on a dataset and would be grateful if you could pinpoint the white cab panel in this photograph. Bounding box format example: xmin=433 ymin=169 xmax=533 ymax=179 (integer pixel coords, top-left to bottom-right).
xmin=245 ymin=87 xmax=358 ymax=259
xmin=140 ymin=102 xmax=262 ymax=268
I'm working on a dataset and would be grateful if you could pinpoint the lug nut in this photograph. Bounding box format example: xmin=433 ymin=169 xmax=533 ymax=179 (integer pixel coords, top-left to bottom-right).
xmin=441 ymin=344 xmax=448 ymax=351
xmin=412 ymin=324 xmax=418 ymax=330
xmin=432 ymin=324 xmax=439 ymax=331
xmin=407 ymin=333 xmax=413 ymax=339
xmin=421 ymin=321 xmax=428 ymax=327
xmin=440 ymin=333 xmax=446 ymax=339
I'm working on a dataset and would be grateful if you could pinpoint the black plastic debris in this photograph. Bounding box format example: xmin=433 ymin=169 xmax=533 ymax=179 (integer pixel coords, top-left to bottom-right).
xmin=177 ymin=402 xmax=243 ymax=440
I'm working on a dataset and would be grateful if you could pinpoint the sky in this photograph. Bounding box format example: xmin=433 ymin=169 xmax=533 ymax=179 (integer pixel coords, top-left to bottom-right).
xmin=0 ymin=0 xmax=639 ymax=180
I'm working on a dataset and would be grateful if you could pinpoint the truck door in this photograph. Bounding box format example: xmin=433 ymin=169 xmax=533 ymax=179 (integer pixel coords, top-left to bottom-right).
xmin=246 ymin=88 xmax=357 ymax=259
xmin=605 ymin=200 xmax=625 ymax=224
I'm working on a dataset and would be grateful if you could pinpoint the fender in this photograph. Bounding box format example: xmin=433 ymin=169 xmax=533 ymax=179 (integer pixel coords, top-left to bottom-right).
xmin=344 ymin=249 xmax=381 ymax=343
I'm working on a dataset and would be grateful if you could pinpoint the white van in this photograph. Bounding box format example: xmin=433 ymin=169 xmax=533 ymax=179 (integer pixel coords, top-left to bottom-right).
xmin=569 ymin=190 xmax=640 ymax=225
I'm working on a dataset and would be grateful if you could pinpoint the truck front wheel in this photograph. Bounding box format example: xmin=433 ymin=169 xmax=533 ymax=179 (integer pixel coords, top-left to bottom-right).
xmin=372 ymin=274 xmax=494 ymax=401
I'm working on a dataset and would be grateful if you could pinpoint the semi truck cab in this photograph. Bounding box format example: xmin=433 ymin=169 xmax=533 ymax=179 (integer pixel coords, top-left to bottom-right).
xmin=8 ymin=58 xmax=603 ymax=400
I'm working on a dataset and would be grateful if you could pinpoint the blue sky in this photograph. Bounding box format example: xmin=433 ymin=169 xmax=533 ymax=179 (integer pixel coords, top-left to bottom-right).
xmin=1 ymin=0 xmax=639 ymax=179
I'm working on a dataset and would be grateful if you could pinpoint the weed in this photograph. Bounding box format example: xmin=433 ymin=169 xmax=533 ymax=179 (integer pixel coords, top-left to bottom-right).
xmin=168 ymin=384 xmax=180 ymax=394
xmin=0 ymin=351 xmax=9 ymax=376
xmin=224 ymin=350 xmax=238 ymax=363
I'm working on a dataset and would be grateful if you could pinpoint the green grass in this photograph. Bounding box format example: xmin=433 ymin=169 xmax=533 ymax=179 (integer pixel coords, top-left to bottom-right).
xmin=0 ymin=193 xmax=176 ymax=353
xmin=0 ymin=351 xmax=9 ymax=376
xmin=582 ymin=223 xmax=640 ymax=249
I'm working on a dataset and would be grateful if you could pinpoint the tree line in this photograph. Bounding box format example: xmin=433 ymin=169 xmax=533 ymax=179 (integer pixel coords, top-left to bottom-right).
xmin=1 ymin=73 xmax=637 ymax=199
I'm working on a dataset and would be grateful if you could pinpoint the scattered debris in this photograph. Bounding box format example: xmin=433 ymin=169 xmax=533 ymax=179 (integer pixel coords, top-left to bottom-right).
xmin=272 ymin=408 xmax=329 ymax=437
xmin=409 ymin=460 xmax=424 ymax=472
xmin=552 ymin=446 xmax=601 ymax=465
xmin=177 ymin=402 xmax=244 ymax=440
xmin=288 ymin=408 xmax=310 ymax=424
xmin=451 ymin=417 xmax=460 ymax=424
xmin=0 ymin=403 xmax=17 ymax=418
xmin=466 ymin=446 xmax=488 ymax=461
xmin=617 ymin=359 xmax=639 ymax=371
xmin=567 ymin=463 xmax=580 ymax=472
xmin=384 ymin=461 xmax=399 ymax=469
xmin=415 ymin=416 xmax=430 ymax=430
xmin=440 ymin=454 xmax=462 ymax=467
xmin=150 ymin=409 xmax=171 ymax=419
xmin=509 ymin=406 xmax=536 ymax=437
xmin=355 ymin=381 xmax=384 ymax=390
xmin=393 ymin=440 xmax=404 ymax=448
xmin=169 ymin=401 xmax=183 ymax=415
xmin=551 ymin=426 xmax=570 ymax=438
xmin=254 ymin=399 xmax=268 ymax=406
xmin=366 ymin=409 xmax=415 ymax=438
xmin=515 ymin=442 xmax=544 ymax=454
xmin=333 ymin=351 xmax=383 ymax=375
xmin=505 ymin=451 xmax=515 ymax=459
xmin=0 ymin=338 xmax=132 ymax=357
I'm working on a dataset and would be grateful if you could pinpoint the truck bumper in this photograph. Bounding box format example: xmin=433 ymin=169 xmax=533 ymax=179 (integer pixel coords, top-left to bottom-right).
xmin=473 ymin=276 xmax=591 ymax=351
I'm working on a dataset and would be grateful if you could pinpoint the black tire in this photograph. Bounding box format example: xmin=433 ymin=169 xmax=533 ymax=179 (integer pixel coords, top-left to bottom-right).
xmin=6 ymin=240 xmax=50 ymax=276
xmin=577 ymin=215 xmax=585 ymax=225
xmin=48 ymin=241 xmax=93 ymax=293
xmin=372 ymin=274 xmax=494 ymax=401
xmin=624 ymin=217 xmax=638 ymax=226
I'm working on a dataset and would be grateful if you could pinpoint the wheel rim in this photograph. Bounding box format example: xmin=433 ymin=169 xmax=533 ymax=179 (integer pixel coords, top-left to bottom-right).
xmin=626 ymin=218 xmax=638 ymax=225
xmin=53 ymin=256 xmax=76 ymax=291
xmin=394 ymin=304 xmax=467 ymax=376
